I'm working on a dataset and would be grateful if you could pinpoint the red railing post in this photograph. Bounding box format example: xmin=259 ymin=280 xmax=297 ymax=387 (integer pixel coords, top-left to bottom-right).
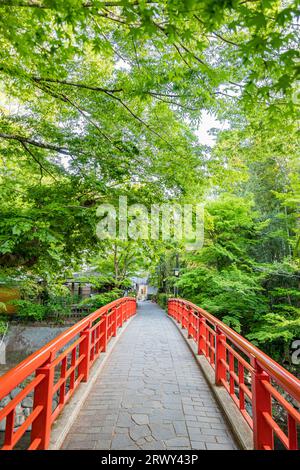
xmin=176 ymin=301 xmax=180 ymax=323
xmin=79 ymin=326 xmax=91 ymax=382
xmin=251 ymin=359 xmax=273 ymax=450
xmin=120 ymin=302 xmax=124 ymax=324
xmin=119 ymin=304 xmax=123 ymax=327
xmin=101 ymin=314 xmax=108 ymax=352
xmin=198 ymin=317 xmax=206 ymax=355
xmin=188 ymin=308 xmax=192 ymax=338
xmin=30 ymin=354 xmax=55 ymax=450
xmin=215 ymin=329 xmax=226 ymax=385
xmin=113 ymin=308 xmax=117 ymax=337
xmin=181 ymin=304 xmax=185 ymax=329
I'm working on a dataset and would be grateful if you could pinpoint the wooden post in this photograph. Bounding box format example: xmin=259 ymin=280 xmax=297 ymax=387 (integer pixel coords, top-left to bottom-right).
xmin=251 ymin=359 xmax=273 ymax=450
xmin=215 ymin=329 xmax=226 ymax=385
xmin=31 ymin=354 xmax=55 ymax=450
xmin=79 ymin=327 xmax=91 ymax=382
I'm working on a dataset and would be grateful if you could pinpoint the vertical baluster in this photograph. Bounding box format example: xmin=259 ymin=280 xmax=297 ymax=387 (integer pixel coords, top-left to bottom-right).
xmin=4 ymin=409 xmax=15 ymax=448
xmin=198 ymin=317 xmax=206 ymax=355
xmin=70 ymin=348 xmax=76 ymax=391
xmin=95 ymin=322 xmax=101 ymax=355
xmin=78 ymin=325 xmax=91 ymax=382
xmin=101 ymin=315 xmax=108 ymax=353
xmin=251 ymin=358 xmax=273 ymax=450
xmin=189 ymin=311 xmax=192 ymax=338
xmin=113 ymin=308 xmax=117 ymax=337
xmin=90 ymin=329 xmax=95 ymax=363
xmin=210 ymin=332 xmax=214 ymax=364
xmin=229 ymin=353 xmax=235 ymax=395
xmin=238 ymin=363 xmax=245 ymax=413
xmin=120 ymin=304 xmax=123 ymax=328
xmin=59 ymin=356 xmax=67 ymax=404
xmin=31 ymin=352 xmax=55 ymax=450
xmin=215 ymin=329 xmax=226 ymax=385
xmin=287 ymin=414 xmax=298 ymax=450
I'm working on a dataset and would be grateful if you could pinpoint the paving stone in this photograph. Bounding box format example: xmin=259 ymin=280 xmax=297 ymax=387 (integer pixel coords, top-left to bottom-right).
xmin=94 ymin=440 xmax=112 ymax=450
xmin=117 ymin=413 xmax=133 ymax=427
xmin=173 ymin=421 xmax=188 ymax=436
xmin=165 ymin=437 xmax=190 ymax=447
xmin=114 ymin=427 xmax=129 ymax=434
xmin=140 ymin=440 xmax=167 ymax=450
xmin=149 ymin=423 xmax=176 ymax=441
xmin=206 ymin=442 xmax=236 ymax=450
xmin=129 ymin=424 xmax=151 ymax=441
xmin=111 ymin=434 xmax=135 ymax=450
xmin=136 ymin=438 xmax=147 ymax=446
xmin=132 ymin=414 xmax=149 ymax=425
xmin=191 ymin=441 xmax=206 ymax=450
xmin=216 ymin=435 xmax=237 ymax=446
xmin=187 ymin=433 xmax=218 ymax=443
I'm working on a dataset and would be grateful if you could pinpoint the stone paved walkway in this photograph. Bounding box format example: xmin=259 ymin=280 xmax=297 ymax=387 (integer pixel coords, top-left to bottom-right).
xmin=62 ymin=302 xmax=238 ymax=450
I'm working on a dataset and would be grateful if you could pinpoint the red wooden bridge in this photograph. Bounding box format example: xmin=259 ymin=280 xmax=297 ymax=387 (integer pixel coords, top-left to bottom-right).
xmin=0 ymin=297 xmax=299 ymax=450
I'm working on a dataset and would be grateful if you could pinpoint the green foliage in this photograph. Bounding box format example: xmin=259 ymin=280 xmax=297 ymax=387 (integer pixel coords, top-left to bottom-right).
xmin=0 ymin=318 xmax=7 ymax=336
xmin=157 ymin=192 xmax=300 ymax=361
xmin=12 ymin=299 xmax=47 ymax=322
xmin=79 ymin=290 xmax=123 ymax=312
xmin=156 ymin=293 xmax=172 ymax=310
xmin=0 ymin=302 xmax=7 ymax=314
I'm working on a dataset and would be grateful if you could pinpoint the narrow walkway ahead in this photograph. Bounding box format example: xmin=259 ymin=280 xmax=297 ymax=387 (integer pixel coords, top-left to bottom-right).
xmin=62 ymin=302 xmax=237 ymax=450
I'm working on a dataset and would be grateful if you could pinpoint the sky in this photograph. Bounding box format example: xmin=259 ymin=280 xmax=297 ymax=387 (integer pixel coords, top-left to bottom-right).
xmin=195 ymin=110 xmax=229 ymax=147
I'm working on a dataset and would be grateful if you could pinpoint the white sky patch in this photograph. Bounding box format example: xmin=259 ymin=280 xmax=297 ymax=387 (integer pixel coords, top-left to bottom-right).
xmin=195 ymin=111 xmax=230 ymax=147
xmin=0 ymin=90 xmax=26 ymax=116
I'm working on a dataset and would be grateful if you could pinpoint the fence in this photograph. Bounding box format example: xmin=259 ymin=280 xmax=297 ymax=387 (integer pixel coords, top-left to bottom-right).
xmin=168 ymin=298 xmax=300 ymax=450
xmin=0 ymin=297 xmax=136 ymax=450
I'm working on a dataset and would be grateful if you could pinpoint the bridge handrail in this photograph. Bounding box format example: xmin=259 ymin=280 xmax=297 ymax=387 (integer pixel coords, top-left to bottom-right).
xmin=0 ymin=296 xmax=136 ymax=450
xmin=168 ymin=298 xmax=300 ymax=450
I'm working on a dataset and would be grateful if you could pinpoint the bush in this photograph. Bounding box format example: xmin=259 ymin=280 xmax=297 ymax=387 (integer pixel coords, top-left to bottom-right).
xmin=45 ymin=299 xmax=71 ymax=322
xmin=11 ymin=300 xmax=47 ymax=322
xmin=0 ymin=319 xmax=8 ymax=335
xmin=126 ymin=291 xmax=136 ymax=298
xmin=79 ymin=290 xmax=123 ymax=312
xmin=156 ymin=293 xmax=171 ymax=310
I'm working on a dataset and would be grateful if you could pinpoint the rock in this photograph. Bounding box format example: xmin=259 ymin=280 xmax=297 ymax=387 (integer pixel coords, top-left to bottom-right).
xmin=0 ymin=420 xmax=6 ymax=431
xmin=15 ymin=403 xmax=23 ymax=414
xmin=23 ymin=408 xmax=31 ymax=417
xmin=14 ymin=414 xmax=25 ymax=427
xmin=22 ymin=397 xmax=33 ymax=408
xmin=10 ymin=387 xmax=22 ymax=399
xmin=0 ymin=396 xmax=10 ymax=408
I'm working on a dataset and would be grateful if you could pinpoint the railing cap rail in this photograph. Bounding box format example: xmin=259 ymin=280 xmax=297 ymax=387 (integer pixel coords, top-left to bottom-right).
xmin=169 ymin=298 xmax=300 ymax=401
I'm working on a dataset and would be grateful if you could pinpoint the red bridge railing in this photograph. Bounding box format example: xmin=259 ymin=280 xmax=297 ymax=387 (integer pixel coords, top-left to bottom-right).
xmin=168 ymin=298 xmax=300 ymax=450
xmin=0 ymin=297 xmax=136 ymax=450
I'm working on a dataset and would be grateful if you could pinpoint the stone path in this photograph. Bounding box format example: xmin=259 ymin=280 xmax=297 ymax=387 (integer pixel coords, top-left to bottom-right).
xmin=62 ymin=302 xmax=238 ymax=450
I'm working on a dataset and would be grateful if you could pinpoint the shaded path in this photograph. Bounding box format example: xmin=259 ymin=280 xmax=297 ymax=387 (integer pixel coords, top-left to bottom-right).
xmin=62 ymin=302 xmax=237 ymax=450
